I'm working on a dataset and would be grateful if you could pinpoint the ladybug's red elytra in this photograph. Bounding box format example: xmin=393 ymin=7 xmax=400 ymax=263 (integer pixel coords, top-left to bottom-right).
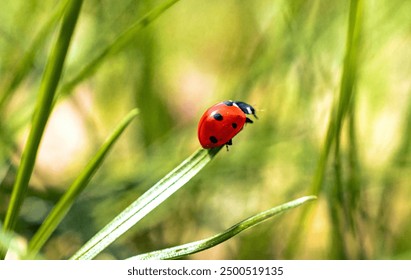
xmin=197 ymin=100 xmax=257 ymax=149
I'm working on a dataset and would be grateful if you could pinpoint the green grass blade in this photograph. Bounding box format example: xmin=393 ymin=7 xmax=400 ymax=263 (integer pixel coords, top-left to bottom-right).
xmin=0 ymin=0 xmax=83 ymax=259
xmin=59 ymin=0 xmax=180 ymax=96
xmin=322 ymin=0 xmax=364 ymax=259
xmin=128 ymin=196 xmax=317 ymax=260
xmin=27 ymin=109 xmax=138 ymax=257
xmin=0 ymin=0 xmax=69 ymax=111
xmin=70 ymin=146 xmax=223 ymax=260
xmin=285 ymin=0 xmax=363 ymax=258
xmin=310 ymin=0 xmax=363 ymax=195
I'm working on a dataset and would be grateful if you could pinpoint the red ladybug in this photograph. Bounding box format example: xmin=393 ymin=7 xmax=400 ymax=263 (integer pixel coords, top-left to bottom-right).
xmin=197 ymin=100 xmax=257 ymax=149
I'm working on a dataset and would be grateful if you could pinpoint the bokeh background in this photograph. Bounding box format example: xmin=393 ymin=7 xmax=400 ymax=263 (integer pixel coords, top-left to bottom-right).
xmin=1 ymin=0 xmax=410 ymax=259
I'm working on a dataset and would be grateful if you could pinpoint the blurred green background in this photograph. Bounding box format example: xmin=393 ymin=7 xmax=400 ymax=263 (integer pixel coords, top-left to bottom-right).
xmin=0 ymin=0 xmax=410 ymax=259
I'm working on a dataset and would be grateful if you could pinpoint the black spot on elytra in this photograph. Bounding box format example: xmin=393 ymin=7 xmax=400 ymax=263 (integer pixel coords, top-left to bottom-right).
xmin=232 ymin=123 xmax=237 ymax=129
xmin=213 ymin=113 xmax=223 ymax=121
xmin=209 ymin=136 xmax=218 ymax=143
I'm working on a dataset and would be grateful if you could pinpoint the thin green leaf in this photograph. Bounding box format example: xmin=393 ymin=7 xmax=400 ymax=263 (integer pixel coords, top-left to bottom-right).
xmin=1 ymin=0 xmax=83 ymax=259
xmin=310 ymin=0 xmax=363 ymax=196
xmin=70 ymin=146 xmax=223 ymax=260
xmin=285 ymin=0 xmax=363 ymax=258
xmin=128 ymin=196 xmax=317 ymax=260
xmin=27 ymin=109 xmax=139 ymax=257
xmin=0 ymin=0 xmax=70 ymax=111
xmin=59 ymin=0 xmax=181 ymax=97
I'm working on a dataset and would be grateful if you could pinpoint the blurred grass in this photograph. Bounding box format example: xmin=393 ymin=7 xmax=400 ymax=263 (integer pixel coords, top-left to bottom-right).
xmin=0 ymin=0 xmax=69 ymax=111
xmin=1 ymin=0 xmax=83 ymax=259
xmin=0 ymin=0 xmax=410 ymax=259
xmin=285 ymin=0 xmax=364 ymax=259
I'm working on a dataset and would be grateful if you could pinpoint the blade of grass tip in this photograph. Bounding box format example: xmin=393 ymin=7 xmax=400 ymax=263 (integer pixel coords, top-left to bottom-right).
xmin=128 ymin=196 xmax=317 ymax=260
xmin=27 ymin=109 xmax=138 ymax=257
xmin=59 ymin=0 xmax=181 ymax=97
xmin=70 ymin=146 xmax=223 ymax=260
xmin=0 ymin=0 xmax=83 ymax=259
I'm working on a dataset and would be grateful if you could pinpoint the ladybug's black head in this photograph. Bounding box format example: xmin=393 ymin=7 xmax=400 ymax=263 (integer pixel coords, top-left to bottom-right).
xmin=233 ymin=101 xmax=258 ymax=119
xmin=223 ymin=100 xmax=257 ymax=118
xmin=222 ymin=100 xmax=258 ymax=123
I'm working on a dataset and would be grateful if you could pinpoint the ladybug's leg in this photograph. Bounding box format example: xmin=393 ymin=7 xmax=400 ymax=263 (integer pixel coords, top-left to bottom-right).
xmin=224 ymin=139 xmax=232 ymax=151
xmin=245 ymin=117 xmax=253 ymax=124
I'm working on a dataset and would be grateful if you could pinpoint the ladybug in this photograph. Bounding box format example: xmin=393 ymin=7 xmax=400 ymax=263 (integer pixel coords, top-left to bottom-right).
xmin=197 ymin=100 xmax=257 ymax=149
